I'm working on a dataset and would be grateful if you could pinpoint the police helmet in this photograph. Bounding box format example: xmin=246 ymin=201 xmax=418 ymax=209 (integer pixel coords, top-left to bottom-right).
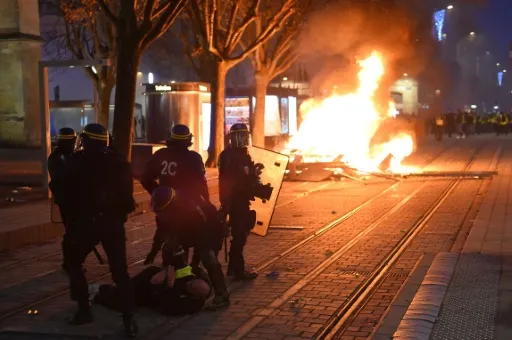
xmin=151 ymin=186 xmax=178 ymax=219
xmin=79 ymin=123 xmax=109 ymax=151
xmin=56 ymin=127 xmax=77 ymax=149
xmin=229 ymin=123 xmax=251 ymax=148
xmin=166 ymin=124 xmax=192 ymax=148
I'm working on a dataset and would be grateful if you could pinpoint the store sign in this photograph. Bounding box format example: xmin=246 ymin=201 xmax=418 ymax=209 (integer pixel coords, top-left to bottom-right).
xmin=225 ymin=97 xmax=250 ymax=135
xmin=155 ymin=85 xmax=172 ymax=91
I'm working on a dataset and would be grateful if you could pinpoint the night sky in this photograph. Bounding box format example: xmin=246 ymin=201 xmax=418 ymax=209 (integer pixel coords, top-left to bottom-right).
xmin=477 ymin=0 xmax=512 ymax=57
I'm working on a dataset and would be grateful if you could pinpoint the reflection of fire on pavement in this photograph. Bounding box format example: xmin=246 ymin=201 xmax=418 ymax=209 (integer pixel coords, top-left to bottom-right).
xmin=282 ymin=52 xmax=417 ymax=180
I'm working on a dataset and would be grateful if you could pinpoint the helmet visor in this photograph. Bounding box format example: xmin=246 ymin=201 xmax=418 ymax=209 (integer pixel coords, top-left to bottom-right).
xmin=230 ymin=131 xmax=251 ymax=148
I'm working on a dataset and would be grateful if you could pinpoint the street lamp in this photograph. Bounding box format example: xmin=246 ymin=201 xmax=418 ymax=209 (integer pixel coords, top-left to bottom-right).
xmin=447 ymin=5 xmax=453 ymax=10
xmin=39 ymin=59 xmax=111 ymax=198
xmin=470 ymin=32 xmax=475 ymax=36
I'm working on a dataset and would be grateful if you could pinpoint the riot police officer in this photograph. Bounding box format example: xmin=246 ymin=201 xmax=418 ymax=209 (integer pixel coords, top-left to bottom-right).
xmin=219 ymin=123 xmax=259 ymax=281
xmin=58 ymin=123 xmax=137 ymax=338
xmin=146 ymin=186 xmax=229 ymax=308
xmin=48 ymin=127 xmax=77 ymax=182
xmin=48 ymin=127 xmax=77 ymax=272
xmin=140 ymin=124 xmax=230 ymax=309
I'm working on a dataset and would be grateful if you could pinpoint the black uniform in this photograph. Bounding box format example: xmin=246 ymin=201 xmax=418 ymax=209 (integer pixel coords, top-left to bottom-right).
xmin=95 ymin=266 xmax=209 ymax=316
xmin=140 ymin=124 xmax=230 ymax=309
xmin=219 ymin=123 xmax=259 ymax=280
xmin=48 ymin=127 xmax=77 ymax=272
xmin=48 ymin=127 xmax=77 ymax=210
xmin=57 ymin=124 xmax=137 ymax=337
xmin=48 ymin=147 xmax=73 ymax=184
xmin=140 ymin=143 xmax=213 ymax=256
xmin=140 ymin=146 xmax=209 ymax=202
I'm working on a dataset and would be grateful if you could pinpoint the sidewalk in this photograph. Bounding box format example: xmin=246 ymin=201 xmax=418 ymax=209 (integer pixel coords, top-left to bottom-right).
xmin=392 ymin=146 xmax=512 ymax=339
xmin=0 ymin=169 xmax=218 ymax=252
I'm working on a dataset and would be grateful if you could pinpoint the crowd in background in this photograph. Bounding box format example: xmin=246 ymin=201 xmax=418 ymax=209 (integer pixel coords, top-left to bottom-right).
xmin=430 ymin=111 xmax=511 ymax=141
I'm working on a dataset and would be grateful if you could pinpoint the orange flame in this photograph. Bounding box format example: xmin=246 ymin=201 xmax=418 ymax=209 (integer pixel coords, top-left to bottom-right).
xmin=284 ymin=52 xmax=415 ymax=172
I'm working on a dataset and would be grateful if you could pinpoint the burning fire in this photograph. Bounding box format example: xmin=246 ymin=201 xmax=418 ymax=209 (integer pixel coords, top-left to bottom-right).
xmin=284 ymin=52 xmax=415 ymax=173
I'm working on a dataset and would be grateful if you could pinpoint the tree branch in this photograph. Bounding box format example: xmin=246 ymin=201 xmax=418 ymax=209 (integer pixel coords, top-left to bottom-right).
xmin=226 ymin=0 xmax=261 ymax=53
xmin=151 ymin=0 xmax=173 ymax=20
xmin=140 ymin=0 xmax=156 ymax=32
xmin=96 ymin=0 xmax=118 ymax=24
xmin=64 ymin=21 xmax=83 ymax=59
xmin=271 ymin=30 xmax=295 ymax=63
xmin=141 ymin=0 xmax=187 ymax=49
xmin=271 ymin=50 xmax=298 ymax=78
xmin=223 ymin=2 xmax=240 ymax=51
xmin=228 ymin=0 xmax=296 ymax=63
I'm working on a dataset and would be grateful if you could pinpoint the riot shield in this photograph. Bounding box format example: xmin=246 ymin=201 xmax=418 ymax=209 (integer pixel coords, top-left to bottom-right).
xmin=248 ymin=146 xmax=289 ymax=236
xmin=50 ymin=197 xmax=63 ymax=223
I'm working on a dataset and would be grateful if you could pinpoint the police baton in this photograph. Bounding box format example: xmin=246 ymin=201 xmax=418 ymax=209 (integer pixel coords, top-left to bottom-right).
xmin=92 ymin=247 xmax=105 ymax=265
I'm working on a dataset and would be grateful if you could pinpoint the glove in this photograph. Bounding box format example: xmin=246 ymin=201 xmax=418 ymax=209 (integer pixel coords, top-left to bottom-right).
xmin=144 ymin=250 xmax=158 ymax=265
xmin=218 ymin=206 xmax=229 ymax=220
xmin=254 ymin=163 xmax=264 ymax=177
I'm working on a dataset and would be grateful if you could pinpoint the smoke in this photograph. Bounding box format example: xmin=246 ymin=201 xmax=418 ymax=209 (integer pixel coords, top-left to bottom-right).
xmin=298 ymin=0 xmax=436 ymax=109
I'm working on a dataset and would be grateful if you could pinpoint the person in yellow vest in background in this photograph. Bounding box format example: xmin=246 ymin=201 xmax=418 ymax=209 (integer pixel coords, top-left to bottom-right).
xmin=490 ymin=114 xmax=498 ymax=134
xmin=497 ymin=112 xmax=509 ymax=136
xmin=434 ymin=114 xmax=445 ymax=142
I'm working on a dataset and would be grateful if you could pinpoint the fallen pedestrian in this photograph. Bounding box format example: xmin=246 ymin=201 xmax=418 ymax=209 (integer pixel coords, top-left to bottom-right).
xmin=91 ymin=265 xmax=211 ymax=316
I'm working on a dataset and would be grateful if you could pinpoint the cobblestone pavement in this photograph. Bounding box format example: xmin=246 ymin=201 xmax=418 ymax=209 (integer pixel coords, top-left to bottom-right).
xmin=0 ymin=137 xmax=503 ymax=340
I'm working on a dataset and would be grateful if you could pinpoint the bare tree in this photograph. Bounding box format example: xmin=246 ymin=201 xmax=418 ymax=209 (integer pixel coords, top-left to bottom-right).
xmin=175 ymin=18 xmax=218 ymax=83
xmin=96 ymin=0 xmax=187 ymax=159
xmin=61 ymin=0 xmax=117 ymax=127
xmin=187 ymin=0 xmax=297 ymax=167
xmin=244 ymin=0 xmax=312 ymax=147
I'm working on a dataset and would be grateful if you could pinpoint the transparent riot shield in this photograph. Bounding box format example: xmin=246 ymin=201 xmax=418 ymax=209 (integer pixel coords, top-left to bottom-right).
xmin=248 ymin=146 xmax=289 ymax=236
xmin=51 ymin=197 xmax=63 ymax=223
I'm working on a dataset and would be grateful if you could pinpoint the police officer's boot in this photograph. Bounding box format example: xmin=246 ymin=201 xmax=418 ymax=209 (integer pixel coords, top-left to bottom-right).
xmin=121 ymin=314 xmax=138 ymax=338
xmin=227 ymin=258 xmax=258 ymax=281
xmin=205 ymin=262 xmax=231 ymax=310
xmin=69 ymin=301 xmax=93 ymax=325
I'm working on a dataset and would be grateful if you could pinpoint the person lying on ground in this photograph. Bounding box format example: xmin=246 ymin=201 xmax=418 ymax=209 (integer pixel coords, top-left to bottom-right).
xmin=90 ymin=265 xmax=211 ymax=316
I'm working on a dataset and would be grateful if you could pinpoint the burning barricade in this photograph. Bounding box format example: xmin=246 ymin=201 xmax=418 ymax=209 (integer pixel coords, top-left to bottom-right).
xmin=282 ymin=52 xmax=416 ymax=181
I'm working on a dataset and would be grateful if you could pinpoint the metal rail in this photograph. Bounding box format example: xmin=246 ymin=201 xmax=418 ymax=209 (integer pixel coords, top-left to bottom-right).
xmin=138 ymin=143 xmax=470 ymax=339
xmin=221 ymin=145 xmax=486 ymax=340
xmin=314 ymin=144 xmax=489 ymax=339
xmin=0 ymin=143 xmax=465 ymax=330
xmin=0 ymin=181 xmax=337 ymax=321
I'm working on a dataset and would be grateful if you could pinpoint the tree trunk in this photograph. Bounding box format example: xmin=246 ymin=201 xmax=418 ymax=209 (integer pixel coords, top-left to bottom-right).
xmin=97 ymin=80 xmax=114 ymax=128
xmin=252 ymin=72 xmax=269 ymax=148
xmin=205 ymin=61 xmax=227 ymax=168
xmin=111 ymin=43 xmax=141 ymax=161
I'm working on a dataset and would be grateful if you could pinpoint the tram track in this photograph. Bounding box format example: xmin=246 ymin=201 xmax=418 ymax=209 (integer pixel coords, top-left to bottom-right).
xmin=0 ymin=141 xmax=460 ymax=273
xmin=138 ymin=144 xmax=484 ymax=339
xmin=331 ymin=142 xmax=502 ymax=339
xmin=222 ymin=144 xmax=489 ymax=340
xmin=316 ymin=144 xmax=493 ymax=339
xmin=0 ymin=180 xmax=345 ymax=321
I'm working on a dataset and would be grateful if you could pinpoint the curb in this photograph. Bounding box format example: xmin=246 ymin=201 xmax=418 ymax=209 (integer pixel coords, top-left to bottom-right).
xmin=393 ymin=252 xmax=459 ymax=339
